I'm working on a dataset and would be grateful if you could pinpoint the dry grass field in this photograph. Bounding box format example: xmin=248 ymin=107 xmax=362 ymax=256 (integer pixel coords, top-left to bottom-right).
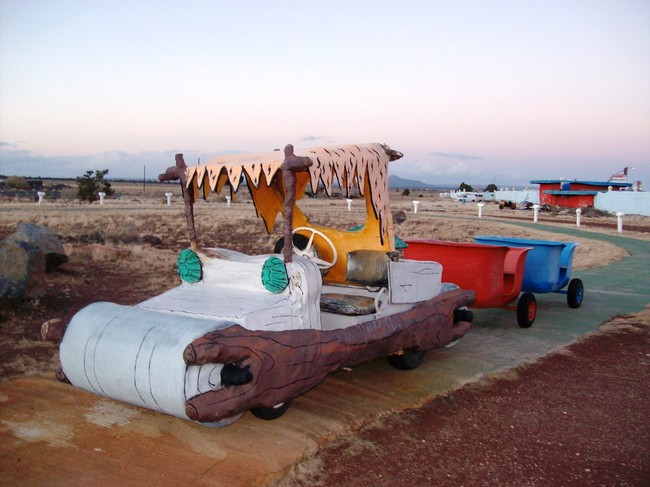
xmin=1 ymin=180 xmax=648 ymax=381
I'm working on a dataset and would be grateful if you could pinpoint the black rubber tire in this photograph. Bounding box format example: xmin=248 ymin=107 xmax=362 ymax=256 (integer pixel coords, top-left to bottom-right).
xmin=516 ymin=292 xmax=537 ymax=328
xmin=567 ymin=278 xmax=584 ymax=309
xmin=250 ymin=400 xmax=292 ymax=420
xmin=273 ymin=234 xmax=310 ymax=254
xmin=453 ymin=307 xmax=474 ymax=324
xmin=387 ymin=347 xmax=426 ymax=370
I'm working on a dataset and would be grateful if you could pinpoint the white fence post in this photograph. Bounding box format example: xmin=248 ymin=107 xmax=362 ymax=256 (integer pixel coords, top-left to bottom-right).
xmin=412 ymin=201 xmax=420 ymax=213
xmin=37 ymin=191 xmax=45 ymax=204
xmin=98 ymin=192 xmax=106 ymax=205
xmin=533 ymin=204 xmax=540 ymax=223
xmin=477 ymin=202 xmax=485 ymax=218
xmin=346 ymin=198 xmax=353 ymax=211
xmin=575 ymin=208 xmax=582 ymax=227
xmin=616 ymin=212 xmax=624 ymax=233
xmin=165 ymin=192 xmax=172 ymax=205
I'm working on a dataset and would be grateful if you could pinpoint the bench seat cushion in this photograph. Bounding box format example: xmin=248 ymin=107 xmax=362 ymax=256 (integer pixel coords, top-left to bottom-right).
xmin=320 ymin=293 xmax=376 ymax=316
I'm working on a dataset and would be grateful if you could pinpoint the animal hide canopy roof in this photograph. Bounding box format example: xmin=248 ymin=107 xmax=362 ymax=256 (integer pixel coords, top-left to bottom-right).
xmin=184 ymin=143 xmax=402 ymax=240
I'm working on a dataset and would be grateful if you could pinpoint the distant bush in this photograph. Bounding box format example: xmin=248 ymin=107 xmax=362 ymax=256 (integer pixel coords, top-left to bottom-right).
xmin=458 ymin=182 xmax=473 ymax=192
xmin=402 ymin=189 xmax=410 ymax=196
xmin=484 ymin=183 xmax=498 ymax=192
xmin=76 ymin=169 xmax=115 ymax=203
xmin=5 ymin=176 xmax=30 ymax=190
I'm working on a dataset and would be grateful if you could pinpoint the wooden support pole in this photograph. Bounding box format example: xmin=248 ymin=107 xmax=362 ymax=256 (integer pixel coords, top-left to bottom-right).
xmin=281 ymin=144 xmax=313 ymax=263
xmin=159 ymin=154 xmax=199 ymax=249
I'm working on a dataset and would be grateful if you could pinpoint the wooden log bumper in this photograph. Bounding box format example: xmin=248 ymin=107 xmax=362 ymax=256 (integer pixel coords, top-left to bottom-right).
xmin=41 ymin=318 xmax=67 ymax=343
xmin=184 ymin=289 xmax=474 ymax=422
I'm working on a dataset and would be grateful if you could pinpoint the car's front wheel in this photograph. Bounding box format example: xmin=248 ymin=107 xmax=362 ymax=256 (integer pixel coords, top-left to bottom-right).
xmin=250 ymin=400 xmax=292 ymax=420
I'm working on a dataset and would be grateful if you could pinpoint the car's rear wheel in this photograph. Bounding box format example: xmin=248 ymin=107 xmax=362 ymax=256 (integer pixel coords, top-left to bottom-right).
xmin=387 ymin=347 xmax=426 ymax=370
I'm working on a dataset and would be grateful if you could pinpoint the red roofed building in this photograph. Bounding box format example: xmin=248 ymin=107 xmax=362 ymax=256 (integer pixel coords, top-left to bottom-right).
xmin=530 ymin=179 xmax=632 ymax=209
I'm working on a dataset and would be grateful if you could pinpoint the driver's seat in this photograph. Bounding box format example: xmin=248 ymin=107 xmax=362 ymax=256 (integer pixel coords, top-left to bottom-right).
xmin=319 ymin=250 xmax=391 ymax=316
xmin=345 ymin=250 xmax=390 ymax=286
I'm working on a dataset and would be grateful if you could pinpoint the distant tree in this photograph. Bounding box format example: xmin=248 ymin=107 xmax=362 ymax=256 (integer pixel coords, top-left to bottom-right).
xmin=458 ymin=182 xmax=473 ymax=192
xmin=484 ymin=183 xmax=498 ymax=192
xmin=76 ymin=169 xmax=115 ymax=203
xmin=401 ymin=188 xmax=410 ymax=196
xmin=6 ymin=176 xmax=30 ymax=190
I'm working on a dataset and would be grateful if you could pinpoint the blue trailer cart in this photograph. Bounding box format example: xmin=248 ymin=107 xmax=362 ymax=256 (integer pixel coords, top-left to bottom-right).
xmin=473 ymin=236 xmax=584 ymax=309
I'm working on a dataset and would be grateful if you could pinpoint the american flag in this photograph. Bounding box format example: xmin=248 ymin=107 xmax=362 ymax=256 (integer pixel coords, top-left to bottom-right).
xmin=608 ymin=167 xmax=628 ymax=183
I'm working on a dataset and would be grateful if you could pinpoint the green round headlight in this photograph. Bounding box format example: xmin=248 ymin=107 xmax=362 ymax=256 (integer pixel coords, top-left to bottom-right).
xmin=177 ymin=248 xmax=202 ymax=283
xmin=261 ymin=256 xmax=289 ymax=293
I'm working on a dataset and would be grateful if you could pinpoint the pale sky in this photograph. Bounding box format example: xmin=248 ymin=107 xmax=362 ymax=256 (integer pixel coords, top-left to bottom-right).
xmin=1 ymin=0 xmax=649 ymax=187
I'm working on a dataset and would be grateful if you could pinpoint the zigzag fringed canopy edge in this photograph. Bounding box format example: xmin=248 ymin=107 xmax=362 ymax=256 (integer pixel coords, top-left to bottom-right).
xmin=184 ymin=143 xmax=398 ymax=239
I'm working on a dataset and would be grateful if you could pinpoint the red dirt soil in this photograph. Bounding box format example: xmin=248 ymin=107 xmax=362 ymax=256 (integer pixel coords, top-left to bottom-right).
xmin=279 ymin=317 xmax=650 ymax=486
xmin=0 ymin=258 xmax=176 ymax=380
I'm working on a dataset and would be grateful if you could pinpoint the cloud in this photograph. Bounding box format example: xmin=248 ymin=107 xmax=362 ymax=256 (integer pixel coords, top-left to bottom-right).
xmin=429 ymin=151 xmax=483 ymax=161
xmin=0 ymin=149 xmax=80 ymax=178
xmin=300 ymin=135 xmax=326 ymax=142
xmin=0 ymin=148 xmax=201 ymax=179
xmin=393 ymin=159 xmax=474 ymax=183
xmin=388 ymin=151 xmax=492 ymax=185
xmin=0 ymin=147 xmax=267 ymax=179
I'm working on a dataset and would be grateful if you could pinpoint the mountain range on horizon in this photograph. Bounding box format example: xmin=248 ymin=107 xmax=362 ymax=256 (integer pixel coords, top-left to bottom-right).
xmin=388 ymin=175 xmax=454 ymax=190
xmin=0 ymin=173 xmax=524 ymax=191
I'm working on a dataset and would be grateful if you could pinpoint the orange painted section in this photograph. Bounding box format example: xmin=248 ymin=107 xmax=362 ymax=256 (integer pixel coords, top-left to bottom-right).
xmin=293 ymin=176 xmax=392 ymax=284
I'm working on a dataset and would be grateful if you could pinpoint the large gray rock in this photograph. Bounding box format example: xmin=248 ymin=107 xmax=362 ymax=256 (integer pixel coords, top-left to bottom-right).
xmin=0 ymin=239 xmax=46 ymax=299
xmin=0 ymin=223 xmax=67 ymax=299
xmin=8 ymin=222 xmax=68 ymax=271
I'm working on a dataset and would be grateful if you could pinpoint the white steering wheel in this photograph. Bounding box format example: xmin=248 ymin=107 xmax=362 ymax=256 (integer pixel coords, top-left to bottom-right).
xmin=292 ymin=227 xmax=338 ymax=270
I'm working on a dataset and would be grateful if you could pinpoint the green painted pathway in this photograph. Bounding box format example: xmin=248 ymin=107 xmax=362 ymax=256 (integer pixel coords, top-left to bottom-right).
xmin=431 ymin=223 xmax=650 ymax=388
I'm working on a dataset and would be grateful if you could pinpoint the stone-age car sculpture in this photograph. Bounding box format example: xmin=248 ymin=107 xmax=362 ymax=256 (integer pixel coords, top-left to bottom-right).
xmin=46 ymin=143 xmax=475 ymax=426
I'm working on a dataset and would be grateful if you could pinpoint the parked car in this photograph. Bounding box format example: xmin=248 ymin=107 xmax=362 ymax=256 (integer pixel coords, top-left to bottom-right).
xmin=46 ymin=143 xmax=474 ymax=426
xmin=457 ymin=192 xmax=484 ymax=202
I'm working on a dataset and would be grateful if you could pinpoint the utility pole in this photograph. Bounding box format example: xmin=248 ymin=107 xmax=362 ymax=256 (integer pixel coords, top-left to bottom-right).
xmin=143 ymin=165 xmax=146 ymax=194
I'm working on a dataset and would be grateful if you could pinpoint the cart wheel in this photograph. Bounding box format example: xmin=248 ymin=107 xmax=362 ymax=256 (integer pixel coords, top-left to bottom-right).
xmin=516 ymin=292 xmax=537 ymax=328
xmin=567 ymin=278 xmax=584 ymax=309
xmin=250 ymin=400 xmax=292 ymax=421
xmin=387 ymin=347 xmax=426 ymax=370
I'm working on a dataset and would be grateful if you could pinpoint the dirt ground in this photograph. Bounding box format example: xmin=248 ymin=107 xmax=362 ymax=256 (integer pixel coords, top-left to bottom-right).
xmin=1 ymin=186 xmax=649 ymax=486
xmin=276 ymin=311 xmax=650 ymax=486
